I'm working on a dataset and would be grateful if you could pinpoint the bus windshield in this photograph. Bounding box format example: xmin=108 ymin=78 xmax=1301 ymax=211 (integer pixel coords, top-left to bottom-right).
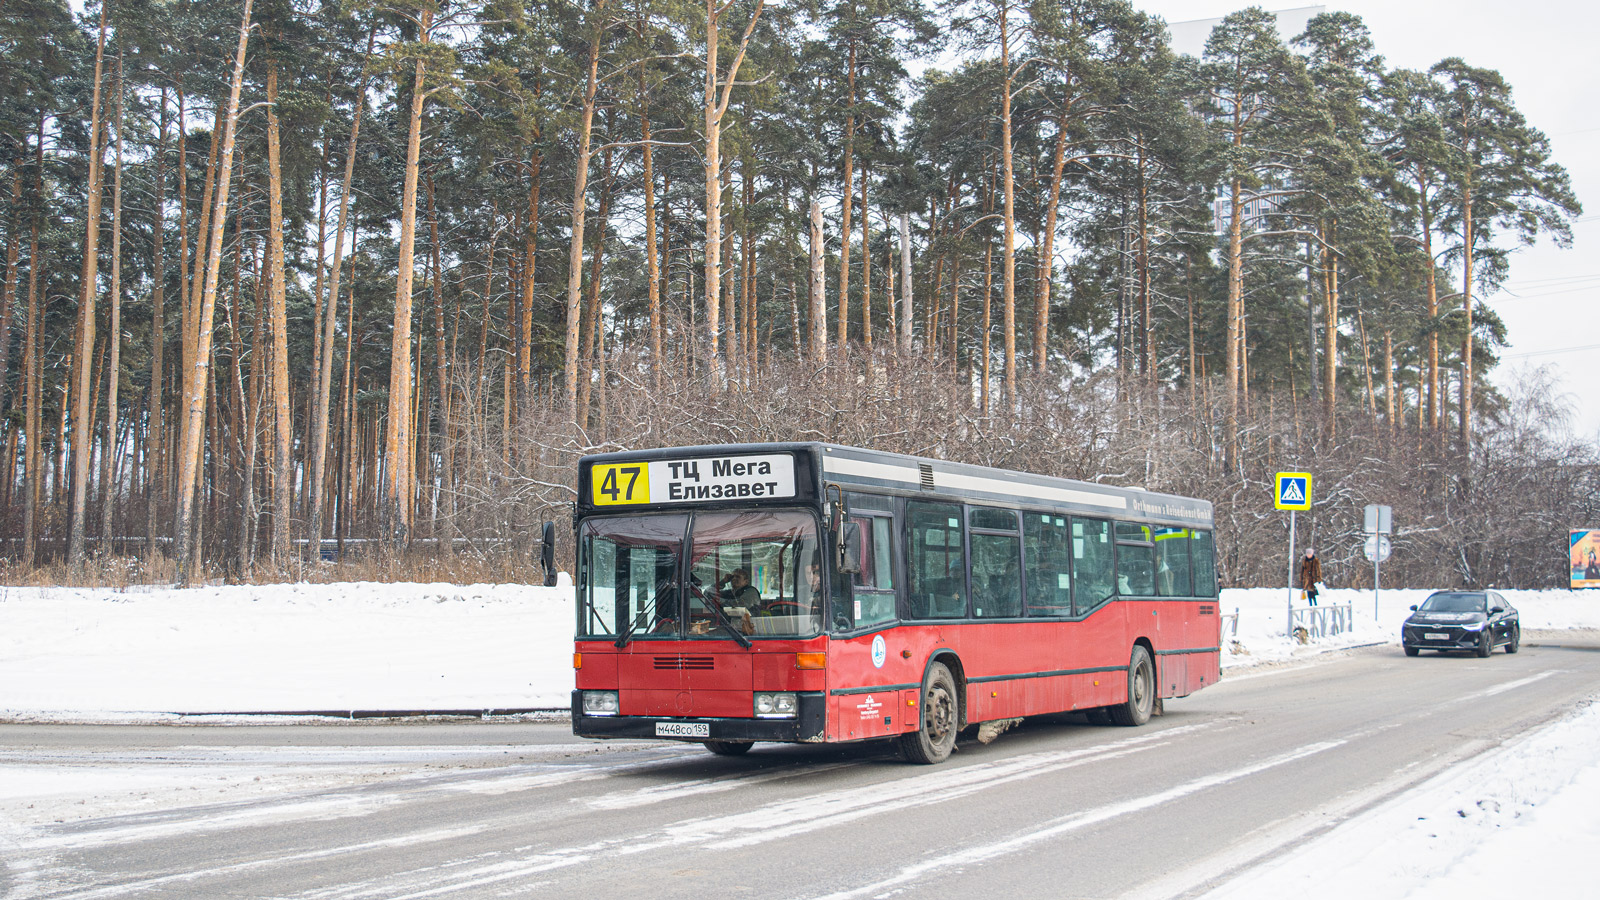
xmin=579 ymin=510 xmax=823 ymax=642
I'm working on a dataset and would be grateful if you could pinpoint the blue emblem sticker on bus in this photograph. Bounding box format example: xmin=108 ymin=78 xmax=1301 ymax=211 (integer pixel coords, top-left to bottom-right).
xmin=871 ymin=635 xmax=887 ymax=668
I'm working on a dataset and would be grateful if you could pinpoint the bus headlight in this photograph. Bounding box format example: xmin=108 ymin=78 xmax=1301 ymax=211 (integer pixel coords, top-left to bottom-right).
xmin=582 ymin=690 xmax=619 ymax=716
xmin=754 ymin=692 xmax=798 ymax=718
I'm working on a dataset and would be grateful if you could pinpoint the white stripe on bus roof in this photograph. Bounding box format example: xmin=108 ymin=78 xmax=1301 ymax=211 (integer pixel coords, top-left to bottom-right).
xmin=821 ymin=456 xmax=1127 ymax=511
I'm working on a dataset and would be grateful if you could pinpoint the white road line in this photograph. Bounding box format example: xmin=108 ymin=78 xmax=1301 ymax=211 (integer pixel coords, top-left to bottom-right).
xmin=291 ymin=723 xmax=1223 ymax=900
xmin=585 ymin=761 xmax=859 ymax=810
xmin=7 ymin=827 xmax=487 ymax=900
xmin=804 ymin=739 xmax=1347 ymax=900
xmin=1460 ymin=670 xmax=1558 ymax=701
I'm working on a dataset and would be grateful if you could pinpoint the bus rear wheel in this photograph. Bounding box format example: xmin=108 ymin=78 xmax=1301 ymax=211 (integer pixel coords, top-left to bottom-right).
xmin=900 ymin=662 xmax=958 ymax=764
xmin=1108 ymin=645 xmax=1155 ymax=727
xmin=703 ymin=741 xmax=753 ymax=756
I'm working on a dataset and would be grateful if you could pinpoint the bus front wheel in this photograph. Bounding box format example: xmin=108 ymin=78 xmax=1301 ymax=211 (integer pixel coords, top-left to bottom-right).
xmin=900 ymin=662 xmax=959 ymax=764
xmin=1109 ymin=645 xmax=1155 ymax=727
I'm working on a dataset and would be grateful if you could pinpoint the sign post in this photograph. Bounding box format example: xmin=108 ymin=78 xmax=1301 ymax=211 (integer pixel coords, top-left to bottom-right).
xmin=1275 ymin=473 xmax=1313 ymax=638
xmin=1364 ymin=504 xmax=1393 ymax=620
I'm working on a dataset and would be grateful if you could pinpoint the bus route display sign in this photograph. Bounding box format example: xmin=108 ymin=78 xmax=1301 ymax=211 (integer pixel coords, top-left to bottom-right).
xmin=590 ymin=453 xmax=797 ymax=506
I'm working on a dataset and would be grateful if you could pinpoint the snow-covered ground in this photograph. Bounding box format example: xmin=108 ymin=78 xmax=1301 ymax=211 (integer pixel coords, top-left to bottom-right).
xmin=2 ymin=580 xmax=1597 ymax=897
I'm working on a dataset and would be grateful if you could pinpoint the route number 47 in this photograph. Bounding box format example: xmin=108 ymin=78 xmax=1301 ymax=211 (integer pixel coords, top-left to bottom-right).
xmin=593 ymin=464 xmax=649 ymax=505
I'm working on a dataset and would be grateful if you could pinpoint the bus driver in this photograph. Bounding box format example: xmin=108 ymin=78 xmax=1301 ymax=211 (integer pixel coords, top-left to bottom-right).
xmin=714 ymin=568 xmax=762 ymax=611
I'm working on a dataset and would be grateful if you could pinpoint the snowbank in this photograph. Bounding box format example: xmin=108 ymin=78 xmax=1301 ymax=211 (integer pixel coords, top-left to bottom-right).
xmin=0 ymin=579 xmax=576 ymax=717
xmin=1219 ymin=586 xmax=1600 ymax=669
xmin=1 ymin=580 xmax=1594 ymax=717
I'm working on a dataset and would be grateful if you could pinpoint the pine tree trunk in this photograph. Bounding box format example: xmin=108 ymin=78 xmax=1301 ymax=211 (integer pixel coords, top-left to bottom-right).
xmin=1034 ymin=111 xmax=1068 ymax=371
xmin=1458 ymin=174 xmax=1475 ymax=448
xmin=808 ymin=200 xmax=826 ymax=361
xmin=426 ymin=174 xmax=452 ymax=543
xmin=1323 ymin=228 xmax=1339 ymax=435
xmin=67 ymin=2 xmax=110 ymax=567
xmin=998 ymin=4 xmax=1018 ymax=409
xmin=21 ymin=122 xmax=43 ymax=568
xmin=266 ymin=63 xmax=293 ymax=564
xmin=837 ymin=40 xmax=857 ymax=347
xmin=564 ymin=15 xmax=602 ymax=424
xmin=382 ymin=6 xmax=432 ymax=548
xmin=173 ymin=0 xmax=254 ymax=583
xmin=520 ymin=116 xmax=542 ymax=406
xmin=642 ymin=78 xmax=661 ymax=389
xmin=0 ymin=165 xmax=20 ymax=412
xmin=860 ymin=161 xmax=871 ymax=348
xmin=1416 ymin=165 xmax=1440 ymax=432
xmin=703 ymin=0 xmax=765 ymax=384
xmin=899 ymin=213 xmax=912 ymax=352
xmin=307 ymin=28 xmax=372 ymax=555
xmin=1224 ymin=172 xmax=1244 ymax=475
xmin=147 ymin=89 xmax=168 ymax=560
xmin=98 ymin=53 xmax=127 ymax=551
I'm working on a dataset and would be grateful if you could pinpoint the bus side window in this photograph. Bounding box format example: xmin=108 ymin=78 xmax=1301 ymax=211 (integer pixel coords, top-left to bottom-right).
xmin=1115 ymin=522 xmax=1156 ymax=596
xmin=840 ymin=513 xmax=897 ymax=630
xmin=1072 ymin=518 xmax=1114 ymax=615
xmin=1191 ymin=530 xmax=1218 ymax=596
xmin=1154 ymin=527 xmax=1193 ymax=596
xmin=1024 ymin=514 xmax=1072 ymax=617
xmin=970 ymin=507 xmax=1021 ymax=619
xmin=906 ymin=500 xmax=966 ymax=619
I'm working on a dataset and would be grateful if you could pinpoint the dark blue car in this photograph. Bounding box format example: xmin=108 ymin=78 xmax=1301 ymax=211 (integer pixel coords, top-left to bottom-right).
xmin=1402 ymin=590 xmax=1520 ymax=657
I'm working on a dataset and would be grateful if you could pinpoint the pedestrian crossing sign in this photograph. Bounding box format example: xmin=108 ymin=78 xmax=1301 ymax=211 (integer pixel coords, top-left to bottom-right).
xmin=1275 ymin=472 xmax=1312 ymax=511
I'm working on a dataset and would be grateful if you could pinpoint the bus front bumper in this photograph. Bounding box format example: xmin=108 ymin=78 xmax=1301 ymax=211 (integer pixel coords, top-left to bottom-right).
xmin=571 ymin=691 xmax=828 ymax=743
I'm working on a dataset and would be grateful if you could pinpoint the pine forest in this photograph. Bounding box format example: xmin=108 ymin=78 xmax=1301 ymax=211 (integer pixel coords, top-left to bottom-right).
xmin=0 ymin=0 xmax=1593 ymax=589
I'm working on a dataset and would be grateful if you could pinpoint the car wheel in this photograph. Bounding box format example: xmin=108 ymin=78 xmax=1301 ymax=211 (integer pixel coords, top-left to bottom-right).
xmin=1404 ymin=645 xmax=1420 ymax=657
xmin=899 ymin=662 xmax=959 ymax=764
xmin=702 ymin=741 xmax=754 ymax=756
xmin=1506 ymin=625 xmax=1520 ymax=654
xmin=1476 ymin=630 xmax=1493 ymax=658
xmin=1108 ymin=645 xmax=1155 ymax=727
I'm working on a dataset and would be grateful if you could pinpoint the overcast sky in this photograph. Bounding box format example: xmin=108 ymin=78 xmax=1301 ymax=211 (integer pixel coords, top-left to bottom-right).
xmin=1138 ymin=1 xmax=1600 ymax=438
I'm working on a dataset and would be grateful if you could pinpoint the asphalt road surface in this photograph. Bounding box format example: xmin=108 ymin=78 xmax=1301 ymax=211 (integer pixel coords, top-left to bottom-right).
xmin=4 ymin=633 xmax=1598 ymax=900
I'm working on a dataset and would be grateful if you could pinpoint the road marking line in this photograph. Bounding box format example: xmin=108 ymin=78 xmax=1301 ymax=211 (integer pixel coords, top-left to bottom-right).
xmin=9 ymin=827 xmax=487 ymax=900
xmin=804 ymin=738 xmax=1345 ymax=900
xmin=1441 ymin=670 xmax=1558 ymax=708
xmin=287 ymin=722 xmax=1225 ymax=900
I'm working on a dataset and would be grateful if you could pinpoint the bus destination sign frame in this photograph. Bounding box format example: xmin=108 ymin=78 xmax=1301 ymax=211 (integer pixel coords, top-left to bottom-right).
xmin=590 ymin=453 xmax=798 ymax=507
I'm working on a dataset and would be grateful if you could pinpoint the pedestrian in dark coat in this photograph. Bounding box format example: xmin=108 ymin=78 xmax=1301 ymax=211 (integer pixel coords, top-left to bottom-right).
xmin=1299 ymin=548 xmax=1322 ymax=605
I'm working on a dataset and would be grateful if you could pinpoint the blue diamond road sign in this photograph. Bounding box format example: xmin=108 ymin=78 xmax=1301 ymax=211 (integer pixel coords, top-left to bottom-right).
xmin=1275 ymin=472 xmax=1312 ymax=511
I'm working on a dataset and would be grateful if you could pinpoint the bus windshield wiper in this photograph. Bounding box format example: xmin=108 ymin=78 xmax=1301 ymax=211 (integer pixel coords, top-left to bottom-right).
xmin=691 ymin=584 xmax=753 ymax=649
xmin=613 ymin=619 xmax=637 ymax=649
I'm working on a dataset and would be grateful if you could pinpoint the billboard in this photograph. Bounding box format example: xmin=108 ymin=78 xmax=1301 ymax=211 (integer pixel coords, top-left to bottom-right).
xmin=1572 ymin=529 xmax=1600 ymax=589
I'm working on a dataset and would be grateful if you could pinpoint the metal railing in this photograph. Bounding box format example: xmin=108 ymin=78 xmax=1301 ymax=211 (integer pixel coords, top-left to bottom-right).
xmin=1220 ymin=608 xmax=1240 ymax=639
xmin=1290 ymin=603 xmax=1353 ymax=640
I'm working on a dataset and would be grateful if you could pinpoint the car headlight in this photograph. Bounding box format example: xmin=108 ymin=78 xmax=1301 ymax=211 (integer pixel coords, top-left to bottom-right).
xmin=754 ymin=692 xmax=798 ymax=719
xmin=582 ymin=690 xmax=619 ymax=716
xmin=1460 ymin=622 xmax=1486 ymax=632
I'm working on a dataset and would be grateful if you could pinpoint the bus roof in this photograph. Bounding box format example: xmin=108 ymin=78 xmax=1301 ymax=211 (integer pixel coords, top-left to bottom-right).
xmin=577 ymin=442 xmax=1212 ymax=530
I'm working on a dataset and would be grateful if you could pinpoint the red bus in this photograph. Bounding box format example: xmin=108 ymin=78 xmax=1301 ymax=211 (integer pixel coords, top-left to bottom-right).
xmin=571 ymin=443 xmax=1219 ymax=763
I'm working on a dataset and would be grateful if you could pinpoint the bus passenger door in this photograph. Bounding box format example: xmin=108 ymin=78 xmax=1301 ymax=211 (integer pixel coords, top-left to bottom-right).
xmin=830 ymin=502 xmax=908 ymax=741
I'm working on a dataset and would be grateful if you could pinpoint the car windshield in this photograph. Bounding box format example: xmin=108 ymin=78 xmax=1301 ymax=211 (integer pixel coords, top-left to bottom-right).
xmin=579 ymin=510 xmax=823 ymax=641
xmin=1419 ymin=592 xmax=1488 ymax=613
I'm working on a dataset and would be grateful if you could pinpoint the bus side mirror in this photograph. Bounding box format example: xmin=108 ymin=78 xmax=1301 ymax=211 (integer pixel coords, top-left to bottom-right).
xmin=540 ymin=521 xmax=557 ymax=587
xmin=837 ymin=521 xmax=862 ymax=576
